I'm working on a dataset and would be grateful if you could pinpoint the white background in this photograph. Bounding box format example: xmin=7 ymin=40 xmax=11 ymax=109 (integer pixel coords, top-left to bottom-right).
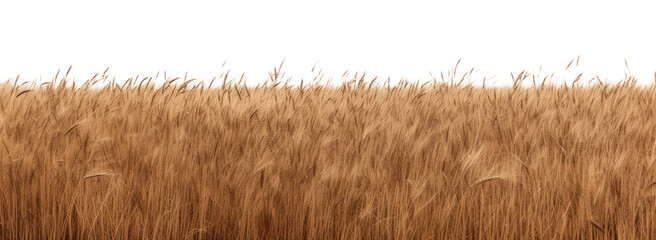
xmin=1 ymin=0 xmax=655 ymax=86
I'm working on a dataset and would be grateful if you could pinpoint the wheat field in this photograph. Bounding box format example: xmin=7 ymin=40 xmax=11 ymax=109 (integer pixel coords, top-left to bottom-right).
xmin=1 ymin=68 xmax=656 ymax=239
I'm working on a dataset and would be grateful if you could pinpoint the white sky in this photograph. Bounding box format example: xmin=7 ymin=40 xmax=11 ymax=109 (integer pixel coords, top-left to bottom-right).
xmin=1 ymin=0 xmax=655 ymax=86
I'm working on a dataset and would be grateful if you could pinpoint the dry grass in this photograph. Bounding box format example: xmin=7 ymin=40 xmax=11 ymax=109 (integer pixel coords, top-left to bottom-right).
xmin=1 ymin=69 xmax=656 ymax=239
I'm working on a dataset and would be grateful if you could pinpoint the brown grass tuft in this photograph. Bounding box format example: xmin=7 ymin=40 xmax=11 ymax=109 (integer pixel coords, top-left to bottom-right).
xmin=1 ymin=71 xmax=656 ymax=239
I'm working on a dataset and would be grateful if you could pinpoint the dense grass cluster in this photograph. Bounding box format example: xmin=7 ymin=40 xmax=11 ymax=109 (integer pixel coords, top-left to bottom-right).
xmin=2 ymin=69 xmax=656 ymax=239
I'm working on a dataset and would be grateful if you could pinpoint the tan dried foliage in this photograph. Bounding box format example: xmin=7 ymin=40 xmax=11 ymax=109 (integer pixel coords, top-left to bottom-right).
xmin=1 ymin=70 xmax=656 ymax=239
